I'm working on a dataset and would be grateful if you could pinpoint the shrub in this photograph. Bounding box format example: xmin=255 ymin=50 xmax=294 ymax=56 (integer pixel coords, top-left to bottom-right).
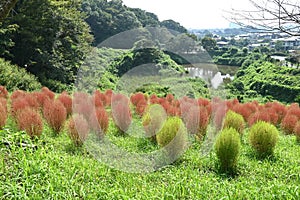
xmin=249 ymin=121 xmax=279 ymax=157
xmin=247 ymin=111 xmax=271 ymax=127
xmin=215 ymin=128 xmax=241 ymax=172
xmin=130 ymin=92 xmax=146 ymax=106
xmin=184 ymin=105 xmax=209 ymax=140
xmin=10 ymin=90 xmax=26 ymax=102
xmin=0 ymin=58 xmax=42 ymax=91
xmin=32 ymin=91 xmax=49 ymax=108
xmin=281 ymin=114 xmax=299 ymax=135
xmin=156 ymin=117 xmax=188 ymax=160
xmin=0 ymin=103 xmax=7 ymax=129
xmin=135 ymin=99 xmax=148 ymax=117
xmin=223 ymin=110 xmax=245 ymax=135
xmin=73 ymin=92 xmax=93 ymax=119
xmin=43 ymin=99 xmax=67 ymax=134
xmin=0 ymin=86 xmax=8 ymax=99
xmin=41 ymin=87 xmax=55 ymax=100
xmin=57 ymin=91 xmax=72 ymax=115
xmin=10 ymin=97 xmax=30 ymax=119
xmin=68 ymin=114 xmax=89 ymax=146
xmin=111 ymin=94 xmax=132 ymax=133
xmin=89 ymin=107 xmax=109 ymax=137
xmin=16 ymin=107 xmax=43 ymax=138
xmin=294 ymin=121 xmax=300 ymax=142
xmin=142 ymin=104 xmax=167 ymax=141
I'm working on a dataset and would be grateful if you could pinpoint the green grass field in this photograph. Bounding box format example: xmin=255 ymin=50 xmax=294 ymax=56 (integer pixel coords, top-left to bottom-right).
xmin=1 ymin=118 xmax=299 ymax=199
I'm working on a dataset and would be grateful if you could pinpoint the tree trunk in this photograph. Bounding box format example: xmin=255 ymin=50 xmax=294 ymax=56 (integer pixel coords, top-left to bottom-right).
xmin=0 ymin=0 xmax=18 ymax=21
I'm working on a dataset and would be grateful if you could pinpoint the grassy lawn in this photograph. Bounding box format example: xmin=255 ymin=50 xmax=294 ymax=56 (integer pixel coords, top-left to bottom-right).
xmin=0 ymin=118 xmax=299 ymax=200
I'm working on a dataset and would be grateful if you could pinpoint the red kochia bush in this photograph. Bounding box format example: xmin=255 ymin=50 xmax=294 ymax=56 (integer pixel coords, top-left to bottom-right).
xmin=32 ymin=91 xmax=49 ymax=108
xmin=16 ymin=107 xmax=43 ymax=138
xmin=58 ymin=91 xmax=72 ymax=115
xmin=93 ymin=90 xmax=109 ymax=107
xmin=0 ymin=103 xmax=7 ymax=129
xmin=68 ymin=114 xmax=89 ymax=146
xmin=130 ymin=92 xmax=146 ymax=106
xmin=281 ymin=114 xmax=299 ymax=135
xmin=185 ymin=105 xmax=209 ymax=139
xmin=0 ymin=86 xmax=8 ymax=99
xmin=43 ymin=99 xmax=67 ymax=134
xmin=248 ymin=111 xmax=271 ymax=127
xmin=0 ymin=98 xmax=7 ymax=113
xmin=10 ymin=90 xmax=26 ymax=102
xmin=294 ymin=121 xmax=300 ymax=142
xmin=111 ymin=93 xmax=132 ymax=133
xmin=89 ymin=107 xmax=109 ymax=137
xmin=11 ymin=97 xmax=30 ymax=118
xmin=41 ymin=87 xmax=55 ymax=100
xmin=73 ymin=92 xmax=93 ymax=119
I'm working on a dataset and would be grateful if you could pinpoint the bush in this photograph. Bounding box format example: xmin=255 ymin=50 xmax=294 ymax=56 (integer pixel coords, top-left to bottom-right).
xmin=57 ymin=91 xmax=73 ymax=116
xmin=294 ymin=121 xmax=300 ymax=142
xmin=16 ymin=107 xmax=43 ymax=138
xmin=0 ymin=86 xmax=8 ymax=98
xmin=0 ymin=102 xmax=7 ymax=129
xmin=111 ymin=94 xmax=132 ymax=133
xmin=43 ymin=99 xmax=67 ymax=134
xmin=249 ymin=121 xmax=279 ymax=157
xmin=247 ymin=111 xmax=271 ymax=127
xmin=68 ymin=114 xmax=89 ymax=146
xmin=184 ymin=105 xmax=209 ymax=140
xmin=156 ymin=117 xmax=188 ymax=160
xmin=215 ymin=128 xmax=241 ymax=172
xmin=281 ymin=114 xmax=299 ymax=135
xmin=142 ymin=104 xmax=167 ymax=142
xmin=223 ymin=110 xmax=245 ymax=135
xmin=0 ymin=58 xmax=41 ymax=91
xmin=89 ymin=107 xmax=109 ymax=137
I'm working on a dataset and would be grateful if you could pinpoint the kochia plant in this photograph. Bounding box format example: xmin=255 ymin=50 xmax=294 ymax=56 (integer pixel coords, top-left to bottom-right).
xmin=249 ymin=121 xmax=279 ymax=158
xmin=215 ymin=128 xmax=241 ymax=173
xmin=68 ymin=114 xmax=89 ymax=146
xmin=43 ymin=99 xmax=67 ymax=134
xmin=223 ymin=110 xmax=245 ymax=135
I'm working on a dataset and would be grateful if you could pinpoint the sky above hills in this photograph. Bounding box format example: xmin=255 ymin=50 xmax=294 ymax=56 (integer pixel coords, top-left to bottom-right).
xmin=122 ymin=0 xmax=252 ymax=29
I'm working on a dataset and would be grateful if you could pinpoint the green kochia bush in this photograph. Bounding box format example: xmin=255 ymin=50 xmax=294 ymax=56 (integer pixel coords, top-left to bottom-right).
xmin=215 ymin=128 xmax=241 ymax=172
xmin=223 ymin=110 xmax=245 ymax=135
xmin=249 ymin=121 xmax=279 ymax=157
xmin=156 ymin=117 xmax=188 ymax=161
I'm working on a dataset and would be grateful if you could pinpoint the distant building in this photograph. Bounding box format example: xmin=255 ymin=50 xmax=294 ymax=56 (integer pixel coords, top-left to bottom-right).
xmin=271 ymin=36 xmax=300 ymax=50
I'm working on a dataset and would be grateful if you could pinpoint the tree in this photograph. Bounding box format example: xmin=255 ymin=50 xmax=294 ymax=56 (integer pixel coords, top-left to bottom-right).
xmin=2 ymin=0 xmax=93 ymax=90
xmin=82 ymin=0 xmax=142 ymax=45
xmin=201 ymin=36 xmax=217 ymax=52
xmin=229 ymin=0 xmax=300 ymax=36
xmin=160 ymin=20 xmax=187 ymax=33
xmin=0 ymin=0 xmax=18 ymax=21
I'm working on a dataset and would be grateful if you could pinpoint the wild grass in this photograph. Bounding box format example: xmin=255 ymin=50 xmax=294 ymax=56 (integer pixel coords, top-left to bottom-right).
xmin=0 ymin=116 xmax=299 ymax=199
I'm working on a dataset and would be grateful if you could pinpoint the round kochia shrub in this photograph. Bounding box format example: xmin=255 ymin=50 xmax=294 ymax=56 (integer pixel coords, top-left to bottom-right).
xmin=16 ymin=107 xmax=43 ymax=138
xmin=294 ymin=121 xmax=300 ymax=142
xmin=249 ymin=121 xmax=279 ymax=157
xmin=223 ymin=110 xmax=245 ymax=135
xmin=0 ymin=102 xmax=7 ymax=129
xmin=68 ymin=114 xmax=89 ymax=146
xmin=215 ymin=128 xmax=241 ymax=172
xmin=156 ymin=117 xmax=188 ymax=160
xmin=142 ymin=104 xmax=167 ymax=142
xmin=43 ymin=99 xmax=67 ymax=134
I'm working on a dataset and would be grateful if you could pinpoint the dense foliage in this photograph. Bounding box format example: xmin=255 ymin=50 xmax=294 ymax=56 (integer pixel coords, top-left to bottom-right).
xmin=229 ymin=61 xmax=300 ymax=103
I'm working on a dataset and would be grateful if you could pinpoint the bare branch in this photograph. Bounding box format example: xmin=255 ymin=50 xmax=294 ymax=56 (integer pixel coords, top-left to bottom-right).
xmin=227 ymin=0 xmax=300 ymax=36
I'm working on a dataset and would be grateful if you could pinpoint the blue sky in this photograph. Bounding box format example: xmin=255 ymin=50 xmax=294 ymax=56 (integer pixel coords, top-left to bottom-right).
xmin=122 ymin=0 xmax=252 ymax=29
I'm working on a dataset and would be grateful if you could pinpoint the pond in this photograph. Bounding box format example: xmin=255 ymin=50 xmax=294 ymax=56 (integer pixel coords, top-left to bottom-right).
xmin=184 ymin=63 xmax=239 ymax=88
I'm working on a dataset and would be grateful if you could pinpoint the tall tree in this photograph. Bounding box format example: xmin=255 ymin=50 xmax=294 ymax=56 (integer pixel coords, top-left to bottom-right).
xmin=82 ymin=0 xmax=141 ymax=45
xmin=160 ymin=20 xmax=187 ymax=33
xmin=229 ymin=0 xmax=300 ymax=36
xmin=2 ymin=0 xmax=93 ymax=90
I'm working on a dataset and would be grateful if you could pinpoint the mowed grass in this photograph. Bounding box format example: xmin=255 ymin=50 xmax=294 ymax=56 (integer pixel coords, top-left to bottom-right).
xmin=0 ymin=118 xmax=300 ymax=199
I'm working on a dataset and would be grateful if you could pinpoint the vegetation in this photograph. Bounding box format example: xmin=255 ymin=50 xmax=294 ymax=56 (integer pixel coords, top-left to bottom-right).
xmin=223 ymin=110 xmax=245 ymax=135
xmin=249 ymin=121 xmax=279 ymax=158
xmin=0 ymin=88 xmax=299 ymax=198
xmin=215 ymin=128 xmax=241 ymax=173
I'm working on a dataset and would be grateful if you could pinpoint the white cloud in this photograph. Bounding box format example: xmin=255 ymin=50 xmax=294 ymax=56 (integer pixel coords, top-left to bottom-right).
xmin=122 ymin=0 xmax=252 ymax=29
